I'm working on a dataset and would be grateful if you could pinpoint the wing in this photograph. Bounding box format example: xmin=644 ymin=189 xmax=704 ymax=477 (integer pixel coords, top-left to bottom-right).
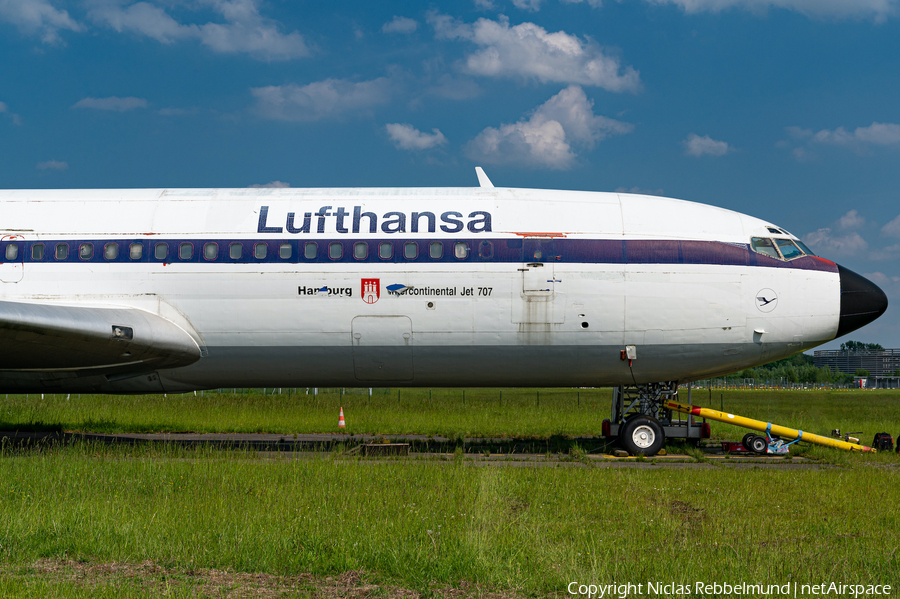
xmin=0 ymin=300 xmax=202 ymax=371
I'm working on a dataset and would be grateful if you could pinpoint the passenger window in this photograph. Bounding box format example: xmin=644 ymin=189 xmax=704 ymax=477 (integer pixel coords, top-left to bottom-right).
xmin=129 ymin=243 xmax=142 ymax=260
xmin=454 ymin=242 xmax=469 ymax=259
xmin=32 ymin=243 xmax=44 ymax=260
xmin=329 ymin=242 xmax=342 ymax=260
xmin=304 ymin=242 xmax=317 ymax=259
xmin=430 ymin=242 xmax=443 ymax=259
xmin=404 ymin=242 xmax=417 ymax=260
xmin=229 ymin=243 xmax=242 ymax=259
xmin=479 ymin=240 xmax=493 ymax=259
xmin=750 ymin=237 xmax=780 ymax=260
xmin=279 ymin=243 xmax=291 ymax=259
xmin=254 ymin=243 xmax=267 ymax=259
xmin=56 ymin=243 xmax=68 ymax=260
xmin=776 ymin=238 xmax=803 ymax=260
xmin=354 ymin=242 xmax=367 ymax=260
xmin=795 ymin=240 xmax=816 ymax=257
xmin=5 ymin=243 xmax=17 ymax=261
xmin=180 ymin=243 xmax=193 ymax=260
xmin=155 ymin=243 xmax=167 ymax=260
xmin=204 ymin=242 xmax=218 ymax=261
xmin=79 ymin=243 xmax=93 ymax=260
xmin=379 ymin=242 xmax=392 ymax=259
xmin=104 ymin=243 xmax=118 ymax=260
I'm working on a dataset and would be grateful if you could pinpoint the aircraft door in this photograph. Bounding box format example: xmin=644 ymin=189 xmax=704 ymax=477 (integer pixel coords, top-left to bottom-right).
xmin=513 ymin=237 xmax=565 ymax=324
xmin=0 ymin=238 xmax=24 ymax=283
xmin=351 ymin=316 xmax=414 ymax=381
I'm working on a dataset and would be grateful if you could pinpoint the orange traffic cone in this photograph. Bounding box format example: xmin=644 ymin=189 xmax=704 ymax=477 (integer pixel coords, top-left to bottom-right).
xmin=338 ymin=407 xmax=346 ymax=428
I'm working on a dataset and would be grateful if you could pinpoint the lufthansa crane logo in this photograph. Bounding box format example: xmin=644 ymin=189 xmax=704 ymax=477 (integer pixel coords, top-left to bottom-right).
xmin=362 ymin=278 xmax=380 ymax=304
xmin=755 ymin=288 xmax=778 ymax=313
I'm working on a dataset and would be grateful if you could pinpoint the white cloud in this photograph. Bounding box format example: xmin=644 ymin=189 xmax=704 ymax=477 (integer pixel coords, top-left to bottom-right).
xmin=88 ymin=0 xmax=309 ymax=61
xmin=812 ymin=122 xmax=900 ymax=147
xmin=251 ymin=77 xmax=393 ymax=122
xmin=385 ymin=124 xmax=448 ymax=151
xmin=644 ymin=0 xmax=896 ymax=21
xmin=801 ymin=228 xmax=868 ymax=257
xmin=683 ymin=133 xmax=731 ymax=156
xmin=71 ymin=96 xmax=148 ymax=111
xmin=427 ymin=13 xmax=640 ymax=92
xmin=882 ymin=214 xmax=900 ymax=238
xmin=512 ymin=0 xmax=544 ymax=10
xmin=512 ymin=0 xmax=604 ymax=10
xmin=0 ymin=100 xmax=16 ymax=125
xmin=465 ymin=85 xmax=632 ymax=169
xmin=791 ymin=146 xmax=812 ymax=161
xmin=382 ymin=16 xmax=417 ymax=34
xmin=474 ymin=0 xmax=497 ymax=8
xmin=469 ymin=118 xmax=573 ymax=169
xmin=838 ymin=209 xmax=865 ymax=230
xmin=0 ymin=0 xmax=83 ymax=43
xmin=782 ymin=122 xmax=900 ymax=160
xmin=865 ymin=272 xmax=900 ymax=288
xmin=36 ymin=160 xmax=68 ymax=170
xmin=869 ymin=244 xmax=900 ymax=261
xmin=88 ymin=1 xmax=189 ymax=43
xmin=248 ymin=181 xmax=290 ymax=188
xmin=785 ymin=126 xmax=812 ymax=139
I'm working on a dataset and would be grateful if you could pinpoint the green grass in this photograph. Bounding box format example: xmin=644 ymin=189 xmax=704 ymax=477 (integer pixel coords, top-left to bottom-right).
xmin=0 ymin=388 xmax=611 ymax=437
xmin=2 ymin=388 xmax=900 ymax=446
xmin=1 ymin=443 xmax=899 ymax=597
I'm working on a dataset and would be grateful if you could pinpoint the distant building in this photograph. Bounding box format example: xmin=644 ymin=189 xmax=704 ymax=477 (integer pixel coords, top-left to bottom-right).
xmin=814 ymin=349 xmax=900 ymax=377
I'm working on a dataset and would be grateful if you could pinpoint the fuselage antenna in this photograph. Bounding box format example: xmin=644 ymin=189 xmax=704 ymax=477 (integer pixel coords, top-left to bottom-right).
xmin=475 ymin=167 xmax=494 ymax=188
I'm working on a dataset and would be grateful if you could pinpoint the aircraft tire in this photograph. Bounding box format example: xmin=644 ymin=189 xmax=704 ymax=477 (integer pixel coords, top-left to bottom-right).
xmin=748 ymin=435 xmax=768 ymax=454
xmin=741 ymin=433 xmax=755 ymax=451
xmin=620 ymin=416 xmax=665 ymax=456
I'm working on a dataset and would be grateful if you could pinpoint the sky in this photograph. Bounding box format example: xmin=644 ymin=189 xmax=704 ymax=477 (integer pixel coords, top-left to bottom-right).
xmin=1 ymin=0 xmax=900 ymax=349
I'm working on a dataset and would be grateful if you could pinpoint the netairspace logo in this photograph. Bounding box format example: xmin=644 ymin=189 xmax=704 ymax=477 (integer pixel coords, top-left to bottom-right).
xmin=566 ymin=581 xmax=893 ymax=598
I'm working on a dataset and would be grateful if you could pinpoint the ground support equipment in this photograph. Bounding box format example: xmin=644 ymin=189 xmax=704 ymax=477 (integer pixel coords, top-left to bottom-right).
xmin=665 ymin=400 xmax=876 ymax=453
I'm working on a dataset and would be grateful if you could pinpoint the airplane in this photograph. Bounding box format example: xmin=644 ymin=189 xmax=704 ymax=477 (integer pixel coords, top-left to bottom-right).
xmin=0 ymin=168 xmax=888 ymax=454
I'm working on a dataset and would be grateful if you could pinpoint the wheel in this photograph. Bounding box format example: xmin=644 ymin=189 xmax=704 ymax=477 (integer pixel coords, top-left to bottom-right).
xmin=749 ymin=435 xmax=768 ymax=454
xmin=620 ymin=416 xmax=665 ymax=456
xmin=741 ymin=433 xmax=755 ymax=451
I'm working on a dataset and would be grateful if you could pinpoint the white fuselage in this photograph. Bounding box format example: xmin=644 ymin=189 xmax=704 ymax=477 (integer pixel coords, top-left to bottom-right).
xmin=0 ymin=186 xmax=842 ymax=393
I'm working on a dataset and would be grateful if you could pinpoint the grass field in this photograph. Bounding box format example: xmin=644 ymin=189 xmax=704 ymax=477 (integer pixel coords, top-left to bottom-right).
xmin=1 ymin=443 xmax=899 ymax=598
xmin=1 ymin=389 xmax=899 ymax=597
xmin=2 ymin=387 xmax=900 ymax=445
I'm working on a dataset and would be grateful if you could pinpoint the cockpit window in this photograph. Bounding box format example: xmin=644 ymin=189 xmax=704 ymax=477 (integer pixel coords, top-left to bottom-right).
xmin=794 ymin=240 xmax=816 ymax=256
xmin=775 ymin=238 xmax=803 ymax=260
xmin=766 ymin=227 xmax=783 ymax=234
xmin=751 ymin=237 xmax=780 ymax=259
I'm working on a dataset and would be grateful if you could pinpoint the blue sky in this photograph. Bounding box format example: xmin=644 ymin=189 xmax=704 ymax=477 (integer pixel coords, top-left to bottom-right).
xmin=2 ymin=0 xmax=899 ymax=348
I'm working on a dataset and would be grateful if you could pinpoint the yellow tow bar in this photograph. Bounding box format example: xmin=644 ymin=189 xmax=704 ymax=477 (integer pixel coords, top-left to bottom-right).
xmin=664 ymin=400 xmax=876 ymax=453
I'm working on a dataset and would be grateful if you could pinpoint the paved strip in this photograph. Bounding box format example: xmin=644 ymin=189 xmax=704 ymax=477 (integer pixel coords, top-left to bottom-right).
xmin=0 ymin=431 xmax=824 ymax=468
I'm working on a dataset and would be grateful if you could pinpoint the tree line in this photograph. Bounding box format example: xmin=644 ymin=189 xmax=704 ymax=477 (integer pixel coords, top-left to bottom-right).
xmin=724 ymin=341 xmax=897 ymax=384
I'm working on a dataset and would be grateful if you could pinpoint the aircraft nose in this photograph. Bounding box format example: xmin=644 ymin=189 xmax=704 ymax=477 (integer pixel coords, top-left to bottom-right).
xmin=836 ymin=265 xmax=889 ymax=338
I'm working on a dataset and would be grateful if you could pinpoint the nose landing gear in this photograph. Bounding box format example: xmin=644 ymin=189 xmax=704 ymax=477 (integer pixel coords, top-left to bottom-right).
xmin=603 ymin=382 xmax=709 ymax=456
